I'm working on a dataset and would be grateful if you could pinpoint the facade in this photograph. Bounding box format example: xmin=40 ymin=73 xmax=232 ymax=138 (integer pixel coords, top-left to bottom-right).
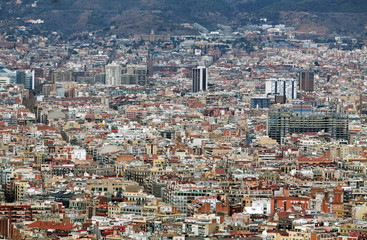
xmin=265 ymin=78 xmax=297 ymax=100
xmin=16 ymin=70 xmax=26 ymax=85
xmin=251 ymin=97 xmax=271 ymax=109
xmin=51 ymin=70 xmax=72 ymax=83
xmin=134 ymin=30 xmax=171 ymax=42
xmin=164 ymin=186 xmax=216 ymax=214
xmin=0 ymin=76 xmax=10 ymax=85
xmin=270 ymin=196 xmax=310 ymax=215
xmin=16 ymin=70 xmax=35 ymax=90
xmin=94 ymin=73 xmax=106 ymax=84
xmin=106 ymin=64 xmax=148 ymax=86
xmin=0 ymin=204 xmax=33 ymax=223
xmin=0 ymin=203 xmax=62 ymax=223
xmin=0 ymin=65 xmax=15 ymax=85
xmin=268 ymin=111 xmax=349 ymax=144
xmin=105 ymin=62 xmax=122 ymax=86
xmin=25 ymin=70 xmax=35 ymax=90
xmin=121 ymin=65 xmax=148 ymax=86
xmin=192 ymin=66 xmax=207 ymax=93
xmin=299 ymin=71 xmax=315 ymax=92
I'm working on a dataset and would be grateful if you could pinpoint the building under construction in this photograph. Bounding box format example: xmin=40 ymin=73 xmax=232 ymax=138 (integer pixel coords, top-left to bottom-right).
xmin=268 ymin=111 xmax=349 ymax=144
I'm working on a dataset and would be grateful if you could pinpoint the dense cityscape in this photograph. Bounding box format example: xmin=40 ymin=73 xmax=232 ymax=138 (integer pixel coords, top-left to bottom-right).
xmin=0 ymin=2 xmax=367 ymax=239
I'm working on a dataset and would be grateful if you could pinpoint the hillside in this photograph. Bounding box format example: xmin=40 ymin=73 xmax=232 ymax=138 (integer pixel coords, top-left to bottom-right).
xmin=0 ymin=0 xmax=366 ymax=36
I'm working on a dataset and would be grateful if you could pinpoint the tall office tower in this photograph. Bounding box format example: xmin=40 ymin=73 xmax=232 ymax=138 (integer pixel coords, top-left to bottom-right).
xmin=121 ymin=65 xmax=148 ymax=86
xmin=192 ymin=66 xmax=207 ymax=93
xmin=299 ymin=71 xmax=315 ymax=92
xmin=16 ymin=70 xmax=26 ymax=85
xmin=265 ymin=78 xmax=297 ymax=100
xmin=25 ymin=70 xmax=35 ymax=90
xmin=268 ymin=111 xmax=348 ymax=144
xmin=105 ymin=62 xmax=122 ymax=86
xmin=16 ymin=70 xmax=35 ymax=90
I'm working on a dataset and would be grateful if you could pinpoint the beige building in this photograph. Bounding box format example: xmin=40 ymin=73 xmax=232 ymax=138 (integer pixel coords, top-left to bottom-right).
xmin=352 ymin=200 xmax=367 ymax=221
xmin=87 ymin=178 xmax=142 ymax=194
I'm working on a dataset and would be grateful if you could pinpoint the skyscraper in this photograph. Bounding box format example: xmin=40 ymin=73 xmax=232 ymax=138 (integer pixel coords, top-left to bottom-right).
xmin=16 ymin=70 xmax=26 ymax=85
xmin=24 ymin=70 xmax=35 ymax=90
xmin=121 ymin=65 xmax=148 ymax=86
xmin=16 ymin=70 xmax=35 ymax=90
xmin=192 ymin=66 xmax=207 ymax=93
xmin=105 ymin=62 xmax=122 ymax=86
xmin=265 ymin=78 xmax=297 ymax=100
xmin=299 ymin=71 xmax=315 ymax=92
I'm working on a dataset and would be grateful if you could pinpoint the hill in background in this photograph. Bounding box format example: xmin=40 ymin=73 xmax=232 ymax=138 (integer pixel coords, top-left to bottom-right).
xmin=1 ymin=0 xmax=366 ymax=36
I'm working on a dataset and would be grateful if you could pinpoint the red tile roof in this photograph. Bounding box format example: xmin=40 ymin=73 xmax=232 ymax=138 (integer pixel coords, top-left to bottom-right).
xmin=27 ymin=221 xmax=74 ymax=231
xmin=215 ymin=168 xmax=226 ymax=175
xmin=297 ymin=157 xmax=331 ymax=163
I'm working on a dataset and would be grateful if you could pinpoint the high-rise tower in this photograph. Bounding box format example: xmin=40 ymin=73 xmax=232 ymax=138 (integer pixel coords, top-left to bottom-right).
xmin=299 ymin=71 xmax=315 ymax=92
xmin=192 ymin=66 xmax=207 ymax=93
xmin=105 ymin=62 xmax=122 ymax=86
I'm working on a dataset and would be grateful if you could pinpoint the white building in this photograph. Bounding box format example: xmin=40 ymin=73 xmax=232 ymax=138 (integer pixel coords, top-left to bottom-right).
xmin=0 ymin=76 xmax=11 ymax=86
xmin=265 ymin=78 xmax=297 ymax=99
xmin=244 ymin=199 xmax=271 ymax=216
xmin=105 ymin=62 xmax=122 ymax=86
xmin=71 ymin=148 xmax=87 ymax=161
